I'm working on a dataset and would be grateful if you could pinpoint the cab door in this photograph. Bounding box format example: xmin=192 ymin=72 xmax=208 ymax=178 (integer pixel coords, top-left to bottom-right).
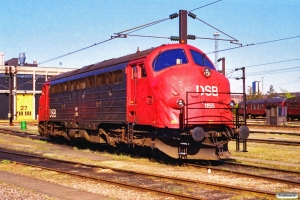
xmin=126 ymin=62 xmax=149 ymax=124
xmin=126 ymin=64 xmax=137 ymax=123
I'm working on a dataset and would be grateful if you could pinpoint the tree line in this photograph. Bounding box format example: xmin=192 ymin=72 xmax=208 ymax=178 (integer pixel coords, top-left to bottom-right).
xmin=246 ymin=85 xmax=296 ymax=100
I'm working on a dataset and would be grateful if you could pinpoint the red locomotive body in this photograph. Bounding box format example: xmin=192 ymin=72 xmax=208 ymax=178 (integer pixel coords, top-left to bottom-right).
xmin=38 ymin=82 xmax=50 ymax=122
xmin=38 ymin=43 xmax=246 ymax=160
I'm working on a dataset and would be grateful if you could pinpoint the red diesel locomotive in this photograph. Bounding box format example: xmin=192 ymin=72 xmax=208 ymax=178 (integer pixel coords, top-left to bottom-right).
xmin=38 ymin=43 xmax=248 ymax=160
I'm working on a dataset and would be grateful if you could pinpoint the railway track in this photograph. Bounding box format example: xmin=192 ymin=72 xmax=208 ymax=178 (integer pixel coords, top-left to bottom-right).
xmin=1 ymin=128 xmax=299 ymax=198
xmin=0 ymin=148 xmax=277 ymax=199
xmin=249 ymin=130 xmax=300 ymax=136
xmin=0 ymin=149 xmax=202 ymax=200
xmin=187 ymin=160 xmax=300 ymax=187
xmin=246 ymin=138 xmax=300 ymax=146
xmin=247 ymin=124 xmax=300 ymax=135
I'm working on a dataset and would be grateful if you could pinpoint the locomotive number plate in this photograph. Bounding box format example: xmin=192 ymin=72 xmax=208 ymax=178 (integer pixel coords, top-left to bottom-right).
xmin=49 ymin=109 xmax=56 ymax=118
xmin=204 ymin=103 xmax=215 ymax=108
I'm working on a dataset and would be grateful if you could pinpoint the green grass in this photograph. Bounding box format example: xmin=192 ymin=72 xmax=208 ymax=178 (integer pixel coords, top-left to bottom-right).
xmin=1 ymin=160 xmax=11 ymax=164
xmin=229 ymin=141 xmax=300 ymax=164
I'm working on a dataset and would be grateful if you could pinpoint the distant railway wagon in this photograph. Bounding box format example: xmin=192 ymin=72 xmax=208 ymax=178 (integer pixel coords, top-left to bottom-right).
xmin=38 ymin=43 xmax=249 ymax=160
xmin=285 ymin=96 xmax=300 ymax=120
xmin=238 ymin=96 xmax=300 ymax=120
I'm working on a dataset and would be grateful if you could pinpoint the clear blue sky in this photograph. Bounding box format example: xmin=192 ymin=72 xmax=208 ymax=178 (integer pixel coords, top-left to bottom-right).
xmin=1 ymin=0 xmax=299 ymax=94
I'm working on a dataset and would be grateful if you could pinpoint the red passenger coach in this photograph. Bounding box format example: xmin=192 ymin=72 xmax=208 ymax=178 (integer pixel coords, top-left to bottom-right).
xmin=238 ymin=97 xmax=300 ymax=120
xmin=38 ymin=43 xmax=248 ymax=160
xmin=285 ymin=96 xmax=300 ymax=120
xmin=238 ymin=97 xmax=287 ymax=119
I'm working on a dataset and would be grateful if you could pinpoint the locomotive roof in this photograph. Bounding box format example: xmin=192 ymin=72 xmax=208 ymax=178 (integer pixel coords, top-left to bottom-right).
xmin=50 ymin=46 xmax=157 ymax=82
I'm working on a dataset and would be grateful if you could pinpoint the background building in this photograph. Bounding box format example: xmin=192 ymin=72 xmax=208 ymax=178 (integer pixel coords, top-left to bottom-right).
xmin=0 ymin=52 xmax=76 ymax=121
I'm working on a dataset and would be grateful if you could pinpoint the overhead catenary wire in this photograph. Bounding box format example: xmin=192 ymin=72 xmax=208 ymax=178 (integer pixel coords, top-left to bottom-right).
xmin=225 ymin=57 xmax=300 ymax=79
xmin=122 ymin=6 xmax=237 ymax=43
xmin=115 ymin=17 xmax=170 ymax=35
xmin=38 ymin=0 xmax=298 ymax=68
xmin=208 ymin=35 xmax=300 ymax=54
xmin=189 ymin=0 xmax=222 ymax=12
xmin=38 ymin=0 xmax=222 ymax=65
xmin=38 ymin=38 xmax=114 ymax=65
xmin=115 ymin=1 xmax=225 ymax=36
xmin=123 ymin=34 xmax=170 ymax=39
xmin=121 ymin=34 xmax=234 ymax=42
xmin=227 ymin=66 xmax=300 ymax=78
xmin=226 ymin=58 xmax=300 ymax=71
xmin=193 ymin=17 xmax=238 ymax=41
xmin=195 ymin=36 xmax=233 ymax=42
xmin=245 ymin=66 xmax=300 ymax=76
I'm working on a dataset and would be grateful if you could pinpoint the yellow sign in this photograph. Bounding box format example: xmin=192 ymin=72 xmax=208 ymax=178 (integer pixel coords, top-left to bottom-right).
xmin=16 ymin=94 xmax=33 ymax=120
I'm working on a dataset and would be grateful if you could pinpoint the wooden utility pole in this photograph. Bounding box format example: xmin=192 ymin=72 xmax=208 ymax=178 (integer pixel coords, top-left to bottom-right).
xmin=8 ymin=66 xmax=14 ymax=126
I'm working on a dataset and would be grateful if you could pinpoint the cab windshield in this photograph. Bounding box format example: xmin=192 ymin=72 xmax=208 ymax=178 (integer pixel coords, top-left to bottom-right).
xmin=152 ymin=48 xmax=188 ymax=71
xmin=190 ymin=49 xmax=215 ymax=70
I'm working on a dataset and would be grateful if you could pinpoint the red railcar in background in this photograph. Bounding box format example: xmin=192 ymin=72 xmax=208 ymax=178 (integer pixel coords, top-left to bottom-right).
xmin=285 ymin=96 xmax=300 ymax=120
xmin=238 ymin=97 xmax=300 ymax=120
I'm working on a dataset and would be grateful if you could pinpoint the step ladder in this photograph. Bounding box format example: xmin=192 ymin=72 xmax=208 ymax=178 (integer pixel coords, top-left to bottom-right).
xmin=178 ymin=131 xmax=190 ymax=159
xmin=127 ymin=123 xmax=134 ymax=146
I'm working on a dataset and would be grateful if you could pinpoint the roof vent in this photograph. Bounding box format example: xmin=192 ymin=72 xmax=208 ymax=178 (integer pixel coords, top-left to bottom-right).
xmin=19 ymin=53 xmax=26 ymax=66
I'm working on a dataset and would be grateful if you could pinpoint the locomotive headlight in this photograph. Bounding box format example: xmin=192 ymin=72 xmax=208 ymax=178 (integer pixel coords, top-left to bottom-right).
xmin=168 ymin=97 xmax=185 ymax=109
xmin=203 ymin=67 xmax=211 ymax=77
xmin=177 ymin=99 xmax=185 ymax=108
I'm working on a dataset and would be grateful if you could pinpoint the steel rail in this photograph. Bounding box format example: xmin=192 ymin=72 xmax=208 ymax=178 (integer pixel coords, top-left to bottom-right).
xmin=0 ymin=130 xmax=298 ymax=193
xmin=187 ymin=161 xmax=300 ymax=187
xmin=0 ymin=149 xmax=275 ymax=198
xmin=1 ymin=129 xmax=299 ymax=179
xmin=15 ymin=161 xmax=203 ymax=200
xmin=220 ymin=160 xmax=300 ymax=175
xmin=249 ymin=130 xmax=300 ymax=136
xmin=0 ymin=150 xmax=202 ymax=200
xmin=246 ymin=138 xmax=300 ymax=146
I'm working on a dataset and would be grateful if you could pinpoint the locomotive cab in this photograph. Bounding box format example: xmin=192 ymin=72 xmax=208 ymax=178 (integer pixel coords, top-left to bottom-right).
xmin=130 ymin=43 xmax=243 ymax=159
